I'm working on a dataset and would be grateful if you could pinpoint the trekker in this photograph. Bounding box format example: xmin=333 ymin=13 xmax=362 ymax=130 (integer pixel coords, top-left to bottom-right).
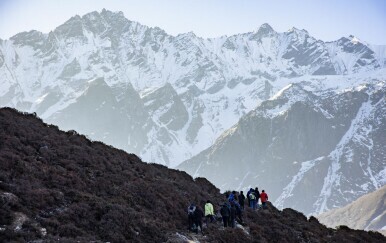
xmin=233 ymin=200 xmax=243 ymax=224
xmin=255 ymin=187 xmax=260 ymax=209
xmin=246 ymin=188 xmax=253 ymax=208
xmin=260 ymin=190 xmax=269 ymax=209
xmin=238 ymin=191 xmax=245 ymax=210
xmin=230 ymin=203 xmax=237 ymax=228
xmin=220 ymin=204 xmax=230 ymax=227
xmin=228 ymin=191 xmax=236 ymax=203
xmin=187 ymin=203 xmax=196 ymax=231
xmin=193 ymin=206 xmax=204 ymax=234
xmin=248 ymin=190 xmax=256 ymax=209
xmin=204 ymin=200 xmax=215 ymax=223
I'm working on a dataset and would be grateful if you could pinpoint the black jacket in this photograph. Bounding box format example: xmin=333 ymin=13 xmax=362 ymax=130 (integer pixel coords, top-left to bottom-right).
xmin=230 ymin=206 xmax=236 ymax=219
xmin=193 ymin=207 xmax=204 ymax=221
xmin=238 ymin=194 xmax=245 ymax=204
xmin=220 ymin=205 xmax=230 ymax=217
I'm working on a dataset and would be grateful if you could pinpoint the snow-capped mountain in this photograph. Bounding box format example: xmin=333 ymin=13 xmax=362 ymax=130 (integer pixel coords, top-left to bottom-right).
xmin=178 ymin=70 xmax=386 ymax=216
xmin=318 ymin=185 xmax=386 ymax=235
xmin=0 ymin=9 xmax=385 ymax=171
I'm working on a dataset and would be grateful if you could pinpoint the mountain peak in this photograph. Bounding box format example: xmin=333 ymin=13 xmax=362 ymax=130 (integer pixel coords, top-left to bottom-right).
xmin=349 ymin=35 xmax=361 ymax=45
xmin=179 ymin=31 xmax=197 ymax=37
xmin=100 ymin=8 xmax=125 ymax=19
xmin=81 ymin=9 xmax=126 ymax=24
xmin=10 ymin=30 xmax=45 ymax=43
xmin=249 ymin=23 xmax=275 ymax=40
xmin=287 ymin=26 xmax=309 ymax=35
xmin=255 ymin=23 xmax=275 ymax=36
xmin=259 ymin=23 xmax=274 ymax=31
xmin=64 ymin=14 xmax=82 ymax=25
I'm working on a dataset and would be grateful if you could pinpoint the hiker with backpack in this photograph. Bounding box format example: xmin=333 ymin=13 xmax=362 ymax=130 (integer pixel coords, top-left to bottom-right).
xmin=260 ymin=190 xmax=269 ymax=209
xmin=238 ymin=191 xmax=245 ymax=210
xmin=187 ymin=203 xmax=196 ymax=232
xmin=204 ymin=200 xmax=215 ymax=224
xmin=193 ymin=205 xmax=204 ymax=234
xmin=246 ymin=188 xmax=253 ymax=208
xmin=232 ymin=200 xmax=243 ymax=225
xmin=220 ymin=203 xmax=230 ymax=227
xmin=248 ymin=189 xmax=257 ymax=209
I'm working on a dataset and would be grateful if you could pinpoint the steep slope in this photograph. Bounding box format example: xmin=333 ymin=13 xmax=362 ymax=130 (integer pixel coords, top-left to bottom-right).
xmin=0 ymin=107 xmax=385 ymax=242
xmin=1 ymin=9 xmax=385 ymax=167
xmin=318 ymin=185 xmax=386 ymax=235
xmin=0 ymin=107 xmax=222 ymax=242
xmin=178 ymin=73 xmax=386 ymax=216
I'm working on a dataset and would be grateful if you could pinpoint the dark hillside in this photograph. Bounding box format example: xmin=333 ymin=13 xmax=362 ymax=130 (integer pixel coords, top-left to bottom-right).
xmin=0 ymin=107 xmax=385 ymax=242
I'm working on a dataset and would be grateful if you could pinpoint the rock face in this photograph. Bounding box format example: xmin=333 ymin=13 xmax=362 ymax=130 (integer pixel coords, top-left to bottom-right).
xmin=0 ymin=9 xmax=385 ymax=168
xmin=1 ymin=107 xmax=385 ymax=242
xmin=318 ymin=185 xmax=386 ymax=235
xmin=178 ymin=77 xmax=386 ymax=216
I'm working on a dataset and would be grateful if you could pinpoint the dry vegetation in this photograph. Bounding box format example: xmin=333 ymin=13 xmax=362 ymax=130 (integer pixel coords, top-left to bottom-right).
xmin=0 ymin=107 xmax=385 ymax=242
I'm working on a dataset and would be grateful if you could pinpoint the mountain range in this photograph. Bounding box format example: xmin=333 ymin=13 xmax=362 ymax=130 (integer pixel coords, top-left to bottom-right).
xmin=0 ymin=9 xmax=385 ymax=216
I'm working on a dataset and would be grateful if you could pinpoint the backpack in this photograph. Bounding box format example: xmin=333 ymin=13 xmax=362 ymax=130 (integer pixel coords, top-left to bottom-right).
xmin=249 ymin=193 xmax=256 ymax=200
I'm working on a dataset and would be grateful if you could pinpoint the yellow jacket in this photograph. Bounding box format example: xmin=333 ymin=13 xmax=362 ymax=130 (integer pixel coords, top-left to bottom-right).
xmin=204 ymin=202 xmax=214 ymax=216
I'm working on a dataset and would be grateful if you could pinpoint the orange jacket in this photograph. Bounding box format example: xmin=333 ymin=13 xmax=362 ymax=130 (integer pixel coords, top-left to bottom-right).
xmin=260 ymin=192 xmax=268 ymax=203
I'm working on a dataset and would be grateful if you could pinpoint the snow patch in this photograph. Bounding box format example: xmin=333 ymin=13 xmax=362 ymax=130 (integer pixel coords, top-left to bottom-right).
xmin=275 ymin=157 xmax=324 ymax=209
xmin=313 ymin=96 xmax=380 ymax=214
xmin=269 ymin=83 xmax=293 ymax=100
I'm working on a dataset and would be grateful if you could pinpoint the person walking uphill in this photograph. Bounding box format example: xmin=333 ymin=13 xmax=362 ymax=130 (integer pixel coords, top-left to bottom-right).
xmin=249 ymin=190 xmax=257 ymax=209
xmin=220 ymin=204 xmax=230 ymax=227
xmin=233 ymin=200 xmax=243 ymax=224
xmin=247 ymin=188 xmax=254 ymax=208
xmin=260 ymin=190 xmax=269 ymax=209
xmin=228 ymin=191 xmax=236 ymax=203
xmin=230 ymin=203 xmax=237 ymax=228
xmin=238 ymin=191 xmax=245 ymax=210
xmin=187 ymin=203 xmax=196 ymax=231
xmin=255 ymin=187 xmax=260 ymax=209
xmin=193 ymin=206 xmax=204 ymax=234
xmin=204 ymin=200 xmax=215 ymax=223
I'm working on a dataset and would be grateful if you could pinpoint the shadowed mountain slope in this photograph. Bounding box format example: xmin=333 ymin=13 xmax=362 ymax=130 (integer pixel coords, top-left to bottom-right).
xmin=0 ymin=107 xmax=385 ymax=242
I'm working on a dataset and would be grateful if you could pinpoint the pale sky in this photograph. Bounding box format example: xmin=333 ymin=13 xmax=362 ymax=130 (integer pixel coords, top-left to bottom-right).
xmin=0 ymin=0 xmax=385 ymax=44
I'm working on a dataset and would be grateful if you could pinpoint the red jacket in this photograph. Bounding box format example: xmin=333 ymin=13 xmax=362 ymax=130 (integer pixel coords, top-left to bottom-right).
xmin=260 ymin=192 xmax=268 ymax=203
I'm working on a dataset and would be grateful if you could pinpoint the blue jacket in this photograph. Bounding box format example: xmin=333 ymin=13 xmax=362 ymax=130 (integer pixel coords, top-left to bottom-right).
xmin=228 ymin=193 xmax=235 ymax=202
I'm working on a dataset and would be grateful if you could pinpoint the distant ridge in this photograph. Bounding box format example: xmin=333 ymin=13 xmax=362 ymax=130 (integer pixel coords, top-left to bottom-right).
xmin=318 ymin=185 xmax=386 ymax=235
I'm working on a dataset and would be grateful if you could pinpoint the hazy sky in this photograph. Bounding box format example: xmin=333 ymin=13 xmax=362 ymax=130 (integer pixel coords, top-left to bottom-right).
xmin=0 ymin=0 xmax=385 ymax=44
